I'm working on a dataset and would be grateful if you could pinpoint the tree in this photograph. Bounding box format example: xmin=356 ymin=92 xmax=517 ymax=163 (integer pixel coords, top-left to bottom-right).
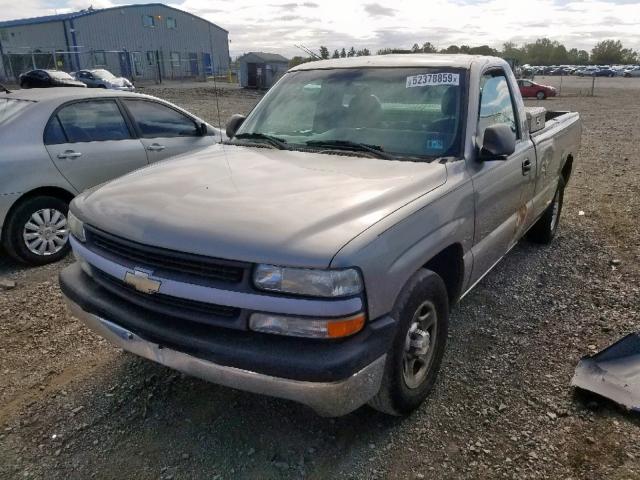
xmin=340 ymin=48 xmax=347 ymax=58
xmin=357 ymin=48 xmax=371 ymax=56
xmin=502 ymin=41 xmax=524 ymax=63
xmin=289 ymin=56 xmax=313 ymax=68
xmin=332 ymin=49 xmax=340 ymax=59
xmin=411 ymin=43 xmax=421 ymax=53
xmin=319 ymin=46 xmax=329 ymax=60
xmin=567 ymin=48 xmax=589 ymax=65
xmin=591 ymin=40 xmax=637 ymax=64
xmin=422 ymin=42 xmax=437 ymax=53
xmin=347 ymin=46 xmax=356 ymax=57
xmin=440 ymin=45 xmax=460 ymax=54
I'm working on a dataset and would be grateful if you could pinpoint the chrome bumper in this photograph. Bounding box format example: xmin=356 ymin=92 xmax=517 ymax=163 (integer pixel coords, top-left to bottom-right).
xmin=65 ymin=298 xmax=386 ymax=416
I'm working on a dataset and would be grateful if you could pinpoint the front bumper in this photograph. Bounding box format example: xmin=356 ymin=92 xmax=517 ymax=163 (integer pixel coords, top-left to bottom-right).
xmin=65 ymin=297 xmax=386 ymax=416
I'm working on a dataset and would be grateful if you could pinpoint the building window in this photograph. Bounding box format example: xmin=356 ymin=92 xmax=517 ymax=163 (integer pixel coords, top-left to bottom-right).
xmin=0 ymin=29 xmax=8 ymax=41
xmin=166 ymin=17 xmax=177 ymax=29
xmin=142 ymin=15 xmax=155 ymax=27
xmin=170 ymin=52 xmax=180 ymax=68
xmin=93 ymin=50 xmax=107 ymax=66
xmin=146 ymin=51 xmax=155 ymax=66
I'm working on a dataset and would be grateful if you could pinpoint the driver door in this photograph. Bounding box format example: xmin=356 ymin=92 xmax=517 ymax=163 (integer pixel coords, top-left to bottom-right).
xmin=468 ymin=69 xmax=536 ymax=285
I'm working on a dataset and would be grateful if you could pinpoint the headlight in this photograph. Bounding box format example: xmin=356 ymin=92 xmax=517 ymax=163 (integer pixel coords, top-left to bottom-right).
xmin=68 ymin=211 xmax=86 ymax=242
xmin=253 ymin=264 xmax=363 ymax=298
xmin=250 ymin=312 xmax=365 ymax=339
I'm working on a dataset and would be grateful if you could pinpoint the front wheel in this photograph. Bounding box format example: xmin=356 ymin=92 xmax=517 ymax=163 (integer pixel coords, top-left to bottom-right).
xmin=536 ymin=91 xmax=546 ymax=100
xmin=527 ymin=179 xmax=565 ymax=244
xmin=369 ymin=269 xmax=449 ymax=416
xmin=3 ymin=196 xmax=71 ymax=265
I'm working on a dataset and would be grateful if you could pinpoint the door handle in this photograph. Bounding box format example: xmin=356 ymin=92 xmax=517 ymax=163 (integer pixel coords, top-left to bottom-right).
xmin=57 ymin=150 xmax=83 ymax=159
xmin=522 ymin=159 xmax=532 ymax=175
xmin=146 ymin=143 xmax=166 ymax=152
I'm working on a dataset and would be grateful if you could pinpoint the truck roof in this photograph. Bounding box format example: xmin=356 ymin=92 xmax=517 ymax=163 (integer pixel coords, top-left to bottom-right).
xmin=290 ymin=54 xmax=503 ymax=71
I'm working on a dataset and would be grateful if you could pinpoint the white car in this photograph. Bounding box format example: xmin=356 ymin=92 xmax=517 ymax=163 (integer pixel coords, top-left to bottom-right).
xmin=0 ymin=87 xmax=222 ymax=265
xmin=623 ymin=67 xmax=640 ymax=77
xmin=75 ymin=69 xmax=135 ymax=91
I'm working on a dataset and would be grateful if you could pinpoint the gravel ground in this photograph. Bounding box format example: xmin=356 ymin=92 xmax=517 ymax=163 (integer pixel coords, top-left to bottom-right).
xmin=0 ymin=77 xmax=639 ymax=480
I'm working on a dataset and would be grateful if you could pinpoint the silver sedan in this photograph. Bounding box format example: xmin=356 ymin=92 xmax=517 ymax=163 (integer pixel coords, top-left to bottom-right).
xmin=0 ymin=87 xmax=222 ymax=265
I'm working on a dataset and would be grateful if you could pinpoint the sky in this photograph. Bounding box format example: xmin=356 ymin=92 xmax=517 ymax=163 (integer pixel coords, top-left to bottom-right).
xmin=1 ymin=0 xmax=639 ymax=58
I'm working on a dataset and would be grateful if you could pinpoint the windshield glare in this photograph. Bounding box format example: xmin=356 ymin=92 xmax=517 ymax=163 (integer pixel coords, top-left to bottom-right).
xmin=49 ymin=71 xmax=74 ymax=80
xmin=93 ymin=69 xmax=116 ymax=80
xmin=237 ymin=68 xmax=466 ymax=159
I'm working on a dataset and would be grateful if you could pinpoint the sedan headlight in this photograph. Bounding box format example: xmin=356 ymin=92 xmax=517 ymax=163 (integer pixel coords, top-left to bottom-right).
xmin=68 ymin=211 xmax=86 ymax=242
xmin=253 ymin=264 xmax=363 ymax=298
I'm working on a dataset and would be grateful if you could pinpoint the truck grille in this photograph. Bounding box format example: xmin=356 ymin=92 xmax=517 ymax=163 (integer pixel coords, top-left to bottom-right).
xmin=85 ymin=225 xmax=247 ymax=284
xmin=92 ymin=268 xmax=241 ymax=324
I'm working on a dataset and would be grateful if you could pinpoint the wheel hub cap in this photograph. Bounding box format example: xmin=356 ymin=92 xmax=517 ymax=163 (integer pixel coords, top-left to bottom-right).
xmin=23 ymin=208 xmax=68 ymax=256
xmin=402 ymin=300 xmax=437 ymax=389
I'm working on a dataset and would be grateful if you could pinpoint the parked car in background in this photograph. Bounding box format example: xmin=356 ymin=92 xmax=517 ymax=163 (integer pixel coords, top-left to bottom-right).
xmin=60 ymin=55 xmax=581 ymax=417
xmin=0 ymin=88 xmax=222 ymax=265
xmin=19 ymin=70 xmax=86 ymax=89
xmin=517 ymin=79 xmax=557 ymax=99
xmin=592 ymin=68 xmax=616 ymax=77
xmin=75 ymin=69 xmax=135 ymax=91
xmin=577 ymin=67 xmax=599 ymax=76
xmin=623 ymin=67 xmax=640 ymax=77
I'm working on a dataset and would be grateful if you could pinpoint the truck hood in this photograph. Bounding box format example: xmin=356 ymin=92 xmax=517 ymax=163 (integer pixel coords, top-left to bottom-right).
xmin=73 ymin=145 xmax=447 ymax=268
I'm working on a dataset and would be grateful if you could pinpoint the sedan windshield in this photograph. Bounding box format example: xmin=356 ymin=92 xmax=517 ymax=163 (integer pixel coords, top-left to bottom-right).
xmin=92 ymin=69 xmax=116 ymax=80
xmin=236 ymin=67 xmax=466 ymax=159
xmin=48 ymin=71 xmax=74 ymax=80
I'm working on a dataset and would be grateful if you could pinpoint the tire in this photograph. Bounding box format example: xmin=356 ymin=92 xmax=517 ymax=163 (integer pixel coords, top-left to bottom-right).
xmin=527 ymin=179 xmax=565 ymax=244
xmin=369 ymin=269 xmax=449 ymax=416
xmin=536 ymin=91 xmax=546 ymax=100
xmin=3 ymin=196 xmax=71 ymax=265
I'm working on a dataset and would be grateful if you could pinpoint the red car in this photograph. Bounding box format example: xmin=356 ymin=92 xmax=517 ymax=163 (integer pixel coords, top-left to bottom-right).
xmin=517 ymin=79 xmax=557 ymax=100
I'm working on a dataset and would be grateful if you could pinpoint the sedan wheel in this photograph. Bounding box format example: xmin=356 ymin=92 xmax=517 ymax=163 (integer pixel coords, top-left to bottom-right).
xmin=3 ymin=196 xmax=71 ymax=265
xmin=536 ymin=91 xmax=546 ymax=100
xmin=23 ymin=208 xmax=69 ymax=256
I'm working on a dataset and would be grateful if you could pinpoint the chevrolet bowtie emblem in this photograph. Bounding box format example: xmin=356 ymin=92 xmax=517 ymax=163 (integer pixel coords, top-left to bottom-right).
xmin=124 ymin=269 xmax=161 ymax=294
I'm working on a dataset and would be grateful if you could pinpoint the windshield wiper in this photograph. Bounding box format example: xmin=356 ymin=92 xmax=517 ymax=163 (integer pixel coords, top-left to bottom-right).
xmin=233 ymin=132 xmax=289 ymax=150
xmin=305 ymin=140 xmax=394 ymax=159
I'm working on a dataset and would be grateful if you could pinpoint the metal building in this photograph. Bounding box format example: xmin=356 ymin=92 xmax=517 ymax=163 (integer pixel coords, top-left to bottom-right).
xmin=238 ymin=52 xmax=289 ymax=89
xmin=0 ymin=3 xmax=229 ymax=83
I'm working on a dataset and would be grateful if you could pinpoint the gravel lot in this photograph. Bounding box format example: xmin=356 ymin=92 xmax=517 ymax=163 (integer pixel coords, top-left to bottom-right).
xmin=1 ymin=76 xmax=639 ymax=480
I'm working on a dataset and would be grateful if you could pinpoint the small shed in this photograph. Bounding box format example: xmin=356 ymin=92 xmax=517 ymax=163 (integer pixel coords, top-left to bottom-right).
xmin=238 ymin=52 xmax=289 ymax=89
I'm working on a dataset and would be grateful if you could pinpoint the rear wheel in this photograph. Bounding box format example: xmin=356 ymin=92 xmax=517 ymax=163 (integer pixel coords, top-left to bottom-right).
xmin=527 ymin=179 xmax=565 ymax=244
xmin=3 ymin=196 xmax=71 ymax=265
xmin=536 ymin=90 xmax=546 ymax=100
xmin=369 ymin=269 xmax=449 ymax=416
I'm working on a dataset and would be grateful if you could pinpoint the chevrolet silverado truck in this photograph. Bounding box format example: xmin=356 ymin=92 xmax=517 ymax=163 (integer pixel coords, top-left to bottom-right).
xmin=59 ymin=55 xmax=581 ymax=416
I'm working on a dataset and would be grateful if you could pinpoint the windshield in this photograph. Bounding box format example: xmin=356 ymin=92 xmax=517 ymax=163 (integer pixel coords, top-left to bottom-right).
xmin=236 ymin=67 xmax=466 ymax=159
xmin=0 ymin=99 xmax=34 ymax=125
xmin=49 ymin=71 xmax=74 ymax=80
xmin=92 ymin=69 xmax=116 ymax=80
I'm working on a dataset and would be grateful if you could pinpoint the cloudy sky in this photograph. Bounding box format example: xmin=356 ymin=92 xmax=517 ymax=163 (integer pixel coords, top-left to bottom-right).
xmin=1 ymin=0 xmax=639 ymax=58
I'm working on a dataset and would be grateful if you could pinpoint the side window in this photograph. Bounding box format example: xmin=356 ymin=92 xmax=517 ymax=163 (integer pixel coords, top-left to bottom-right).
xmin=57 ymin=100 xmax=132 ymax=143
xmin=124 ymin=100 xmax=198 ymax=138
xmin=44 ymin=116 xmax=67 ymax=145
xmin=478 ymin=71 xmax=518 ymax=141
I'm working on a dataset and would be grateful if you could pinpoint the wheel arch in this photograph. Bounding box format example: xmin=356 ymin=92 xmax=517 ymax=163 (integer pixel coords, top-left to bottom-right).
xmin=422 ymin=243 xmax=465 ymax=306
xmin=561 ymin=153 xmax=574 ymax=185
xmin=2 ymin=186 xmax=75 ymax=243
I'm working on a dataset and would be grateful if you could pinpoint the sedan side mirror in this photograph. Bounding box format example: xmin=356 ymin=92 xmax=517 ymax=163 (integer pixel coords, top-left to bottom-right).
xmin=197 ymin=122 xmax=208 ymax=136
xmin=226 ymin=114 xmax=246 ymax=138
xmin=478 ymin=124 xmax=516 ymax=160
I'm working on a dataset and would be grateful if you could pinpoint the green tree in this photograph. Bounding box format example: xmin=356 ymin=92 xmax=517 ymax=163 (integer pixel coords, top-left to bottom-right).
xmin=590 ymin=40 xmax=636 ymax=64
xmin=356 ymin=48 xmax=371 ymax=56
xmin=289 ymin=56 xmax=313 ymax=68
xmin=502 ymin=41 xmax=524 ymax=63
xmin=319 ymin=46 xmax=329 ymax=59
xmin=332 ymin=49 xmax=340 ymax=59
xmin=340 ymin=48 xmax=347 ymax=58
xmin=440 ymin=45 xmax=460 ymax=54
xmin=347 ymin=46 xmax=356 ymax=57
xmin=411 ymin=43 xmax=421 ymax=53
xmin=422 ymin=42 xmax=437 ymax=53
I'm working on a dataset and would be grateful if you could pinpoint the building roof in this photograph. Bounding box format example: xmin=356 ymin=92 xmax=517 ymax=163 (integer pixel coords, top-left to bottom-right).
xmin=290 ymin=54 xmax=500 ymax=71
xmin=238 ymin=52 xmax=289 ymax=64
xmin=0 ymin=3 xmax=227 ymax=32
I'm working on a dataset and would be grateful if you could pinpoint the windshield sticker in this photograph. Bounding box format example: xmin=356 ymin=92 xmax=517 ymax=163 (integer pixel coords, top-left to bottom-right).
xmin=406 ymin=73 xmax=460 ymax=88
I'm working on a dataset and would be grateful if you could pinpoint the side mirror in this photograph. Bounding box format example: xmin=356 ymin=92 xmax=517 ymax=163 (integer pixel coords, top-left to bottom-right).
xmin=226 ymin=114 xmax=246 ymax=138
xmin=478 ymin=124 xmax=516 ymax=160
xmin=197 ymin=122 xmax=208 ymax=136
